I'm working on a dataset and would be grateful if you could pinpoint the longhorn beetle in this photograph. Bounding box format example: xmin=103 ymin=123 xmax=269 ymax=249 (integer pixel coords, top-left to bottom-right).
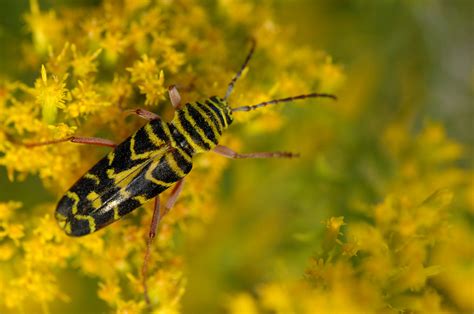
xmin=27 ymin=40 xmax=336 ymax=305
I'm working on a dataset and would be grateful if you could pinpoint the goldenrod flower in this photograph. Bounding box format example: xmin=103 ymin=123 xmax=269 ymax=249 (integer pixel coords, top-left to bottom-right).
xmin=127 ymin=55 xmax=167 ymax=106
xmin=34 ymin=65 xmax=68 ymax=124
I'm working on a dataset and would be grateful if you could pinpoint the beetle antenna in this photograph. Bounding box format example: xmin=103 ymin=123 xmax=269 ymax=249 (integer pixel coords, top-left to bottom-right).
xmin=231 ymin=93 xmax=337 ymax=112
xmin=224 ymin=38 xmax=256 ymax=100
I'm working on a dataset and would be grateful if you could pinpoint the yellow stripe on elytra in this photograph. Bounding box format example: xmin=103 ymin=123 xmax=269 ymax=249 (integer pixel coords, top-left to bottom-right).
xmin=84 ymin=173 xmax=100 ymax=185
xmin=192 ymin=103 xmax=221 ymax=138
xmin=56 ymin=212 xmax=68 ymax=231
xmin=145 ymin=123 xmax=166 ymax=147
xmin=161 ymin=123 xmax=175 ymax=146
xmin=166 ymin=153 xmax=186 ymax=177
xmin=113 ymin=207 xmax=120 ymax=220
xmin=74 ymin=215 xmax=96 ymax=233
xmin=87 ymin=191 xmax=102 ymax=209
xmin=108 ymin=144 xmax=171 ymax=187
xmin=147 ymin=118 xmax=191 ymax=162
xmin=147 ymin=122 xmax=190 ymax=158
xmin=107 ymin=163 xmax=143 ymax=184
xmin=144 ymin=159 xmax=174 ymax=187
xmin=173 ymin=112 xmax=203 ymax=152
xmin=172 ymin=144 xmax=192 ymax=163
xmin=119 ymin=189 xmax=131 ymax=199
xmin=133 ymin=195 xmax=149 ymax=205
xmin=130 ymin=133 xmax=155 ymax=160
xmin=107 ymin=151 xmax=115 ymax=166
xmin=161 ymin=121 xmax=188 ymax=157
xmin=183 ymin=107 xmax=216 ymax=148
xmin=57 ymin=219 xmax=67 ymax=230
xmin=56 ymin=212 xmax=67 ymax=221
xmin=66 ymin=191 xmax=80 ymax=215
xmin=64 ymin=222 xmax=72 ymax=234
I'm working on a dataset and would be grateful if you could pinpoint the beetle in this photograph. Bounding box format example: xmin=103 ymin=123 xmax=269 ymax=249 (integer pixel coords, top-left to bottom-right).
xmin=27 ymin=40 xmax=336 ymax=304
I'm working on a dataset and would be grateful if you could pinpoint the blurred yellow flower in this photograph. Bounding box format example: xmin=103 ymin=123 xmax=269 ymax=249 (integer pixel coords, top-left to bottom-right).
xmin=127 ymin=55 xmax=167 ymax=106
xmin=35 ymin=65 xmax=68 ymax=124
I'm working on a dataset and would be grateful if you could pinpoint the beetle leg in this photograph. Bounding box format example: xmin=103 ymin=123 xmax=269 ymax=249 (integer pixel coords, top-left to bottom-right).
xmin=125 ymin=108 xmax=161 ymax=121
xmin=162 ymin=178 xmax=185 ymax=217
xmin=212 ymin=144 xmax=300 ymax=159
xmin=168 ymin=85 xmax=182 ymax=109
xmin=142 ymin=195 xmax=161 ymax=307
xmin=141 ymin=178 xmax=185 ymax=305
xmin=24 ymin=136 xmax=117 ymax=148
xmin=149 ymin=195 xmax=162 ymax=239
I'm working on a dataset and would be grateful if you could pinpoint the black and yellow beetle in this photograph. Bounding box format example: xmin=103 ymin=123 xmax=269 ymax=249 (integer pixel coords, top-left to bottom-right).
xmin=27 ymin=40 xmax=336 ymax=304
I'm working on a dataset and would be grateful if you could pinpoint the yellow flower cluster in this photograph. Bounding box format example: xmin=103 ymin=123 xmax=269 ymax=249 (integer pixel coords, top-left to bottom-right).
xmin=0 ymin=0 xmax=343 ymax=313
xmin=226 ymin=121 xmax=473 ymax=313
xmin=127 ymin=55 xmax=166 ymax=106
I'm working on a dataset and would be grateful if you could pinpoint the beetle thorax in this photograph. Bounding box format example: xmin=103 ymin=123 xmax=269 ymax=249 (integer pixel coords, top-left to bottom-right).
xmin=170 ymin=96 xmax=232 ymax=154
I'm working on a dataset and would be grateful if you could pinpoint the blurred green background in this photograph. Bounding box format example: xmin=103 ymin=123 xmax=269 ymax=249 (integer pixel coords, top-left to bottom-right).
xmin=0 ymin=0 xmax=472 ymax=313
xmin=183 ymin=2 xmax=473 ymax=311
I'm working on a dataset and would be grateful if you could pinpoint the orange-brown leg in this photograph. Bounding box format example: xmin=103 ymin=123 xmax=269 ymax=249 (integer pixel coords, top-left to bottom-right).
xmin=142 ymin=195 xmax=161 ymax=307
xmin=163 ymin=178 xmax=185 ymax=216
xmin=126 ymin=85 xmax=181 ymax=120
xmin=24 ymin=136 xmax=116 ymax=148
xmin=125 ymin=108 xmax=161 ymax=121
xmin=168 ymin=85 xmax=182 ymax=109
xmin=141 ymin=179 xmax=185 ymax=306
xmin=212 ymin=144 xmax=299 ymax=159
